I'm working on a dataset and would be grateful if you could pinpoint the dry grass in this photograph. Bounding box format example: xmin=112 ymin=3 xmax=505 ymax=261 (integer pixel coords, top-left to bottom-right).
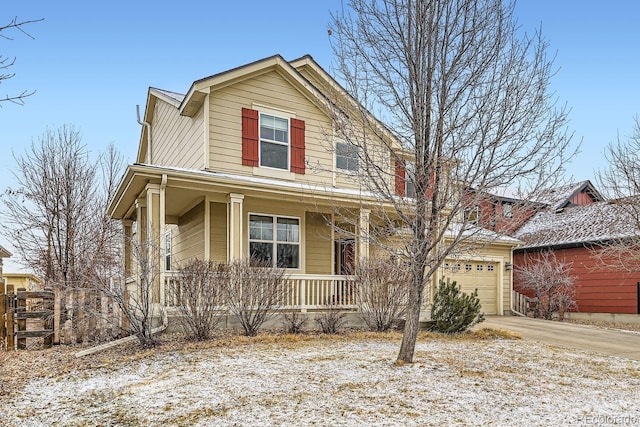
xmin=0 ymin=327 xmax=518 ymax=399
xmin=3 ymin=326 xmax=639 ymax=426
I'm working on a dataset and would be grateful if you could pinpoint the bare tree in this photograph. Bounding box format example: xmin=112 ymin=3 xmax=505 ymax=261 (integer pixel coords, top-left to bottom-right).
xmin=329 ymin=0 xmax=575 ymax=363
xmin=168 ymin=259 xmax=228 ymax=341
xmin=514 ymin=251 xmax=577 ymax=320
xmin=89 ymin=235 xmax=163 ymax=347
xmin=595 ymin=116 xmax=640 ymax=272
xmin=225 ymin=259 xmax=288 ymax=337
xmin=1 ymin=17 xmax=43 ymax=106
xmin=353 ymin=257 xmax=410 ymax=332
xmin=1 ymin=125 xmax=124 ymax=343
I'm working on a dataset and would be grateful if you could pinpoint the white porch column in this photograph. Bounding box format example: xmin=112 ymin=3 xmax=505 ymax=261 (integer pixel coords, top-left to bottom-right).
xmin=204 ymin=197 xmax=211 ymax=261
xmin=145 ymin=184 xmax=162 ymax=304
xmin=358 ymin=208 xmax=371 ymax=260
xmin=227 ymin=193 xmax=245 ymax=261
xmin=122 ymin=219 xmax=133 ymax=278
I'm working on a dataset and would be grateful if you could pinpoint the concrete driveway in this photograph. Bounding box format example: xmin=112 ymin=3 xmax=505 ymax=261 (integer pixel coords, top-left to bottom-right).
xmin=481 ymin=315 xmax=640 ymax=360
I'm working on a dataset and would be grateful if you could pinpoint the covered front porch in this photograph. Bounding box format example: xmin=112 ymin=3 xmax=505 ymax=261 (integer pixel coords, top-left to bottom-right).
xmin=111 ymin=165 xmax=380 ymax=310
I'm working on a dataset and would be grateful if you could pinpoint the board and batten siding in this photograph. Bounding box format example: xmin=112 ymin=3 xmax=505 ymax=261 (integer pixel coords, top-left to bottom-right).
xmin=173 ymin=201 xmax=205 ymax=264
xmin=151 ymin=98 xmax=204 ymax=169
xmin=514 ymin=247 xmax=640 ymax=314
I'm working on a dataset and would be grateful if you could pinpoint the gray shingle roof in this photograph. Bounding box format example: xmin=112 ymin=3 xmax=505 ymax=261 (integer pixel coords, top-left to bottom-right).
xmin=514 ymin=200 xmax=639 ymax=249
xmin=151 ymin=88 xmax=185 ymax=104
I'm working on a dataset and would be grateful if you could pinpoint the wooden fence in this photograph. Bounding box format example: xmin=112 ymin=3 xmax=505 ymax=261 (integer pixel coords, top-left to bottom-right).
xmin=512 ymin=290 xmax=537 ymax=316
xmin=1 ymin=285 xmax=54 ymax=350
xmin=1 ymin=285 xmax=123 ymax=350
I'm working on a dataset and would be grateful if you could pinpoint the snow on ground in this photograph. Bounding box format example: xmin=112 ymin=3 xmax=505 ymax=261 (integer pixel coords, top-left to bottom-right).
xmin=3 ymin=334 xmax=640 ymax=426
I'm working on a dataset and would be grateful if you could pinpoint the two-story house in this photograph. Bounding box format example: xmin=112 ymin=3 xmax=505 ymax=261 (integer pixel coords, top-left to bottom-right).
xmin=108 ymin=55 xmax=519 ymax=320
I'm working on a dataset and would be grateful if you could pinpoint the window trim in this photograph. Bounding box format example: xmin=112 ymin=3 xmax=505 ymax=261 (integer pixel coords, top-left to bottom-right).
xmin=248 ymin=212 xmax=301 ymax=270
xmin=164 ymin=230 xmax=172 ymax=272
xmin=258 ymin=112 xmax=290 ymax=171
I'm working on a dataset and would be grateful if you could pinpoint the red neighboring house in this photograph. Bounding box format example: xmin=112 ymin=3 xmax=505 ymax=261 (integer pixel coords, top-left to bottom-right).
xmin=468 ymin=190 xmax=541 ymax=235
xmin=513 ymin=191 xmax=640 ymax=315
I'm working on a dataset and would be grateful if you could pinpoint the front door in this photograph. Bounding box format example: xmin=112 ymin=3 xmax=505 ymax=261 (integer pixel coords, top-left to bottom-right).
xmin=335 ymin=239 xmax=355 ymax=275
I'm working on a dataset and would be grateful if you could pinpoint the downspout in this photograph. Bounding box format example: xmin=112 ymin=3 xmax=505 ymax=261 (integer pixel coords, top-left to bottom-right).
xmin=137 ymin=104 xmax=152 ymax=164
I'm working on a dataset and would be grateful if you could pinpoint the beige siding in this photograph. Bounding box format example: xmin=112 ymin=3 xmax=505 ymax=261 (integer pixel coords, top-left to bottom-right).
xmin=151 ymin=98 xmax=204 ymax=169
xmin=305 ymin=212 xmax=332 ymax=275
xmin=173 ymin=201 xmax=205 ymax=264
xmin=210 ymin=202 xmax=227 ymax=263
xmin=207 ymin=70 xmax=378 ymax=190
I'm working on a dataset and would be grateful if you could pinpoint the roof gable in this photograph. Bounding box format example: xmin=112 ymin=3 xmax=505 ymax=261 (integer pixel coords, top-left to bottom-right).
xmin=533 ymin=180 xmax=604 ymax=211
xmin=179 ymin=55 xmax=330 ymax=118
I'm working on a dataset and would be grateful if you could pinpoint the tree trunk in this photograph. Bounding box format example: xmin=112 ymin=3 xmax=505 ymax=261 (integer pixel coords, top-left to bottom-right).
xmin=397 ymin=279 xmax=423 ymax=364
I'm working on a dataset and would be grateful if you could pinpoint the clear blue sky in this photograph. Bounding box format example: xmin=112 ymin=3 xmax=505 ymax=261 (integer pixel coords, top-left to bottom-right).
xmin=1 ymin=1 xmax=639 ymax=271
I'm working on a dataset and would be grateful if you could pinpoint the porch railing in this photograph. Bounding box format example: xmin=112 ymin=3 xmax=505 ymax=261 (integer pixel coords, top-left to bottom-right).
xmin=163 ymin=273 xmax=356 ymax=311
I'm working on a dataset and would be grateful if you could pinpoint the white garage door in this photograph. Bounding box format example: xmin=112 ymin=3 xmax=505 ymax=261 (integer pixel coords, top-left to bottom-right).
xmin=441 ymin=260 xmax=499 ymax=315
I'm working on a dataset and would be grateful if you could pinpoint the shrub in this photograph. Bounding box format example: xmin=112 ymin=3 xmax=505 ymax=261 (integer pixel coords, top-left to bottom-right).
xmin=225 ymin=259 xmax=289 ymax=337
xmin=315 ymin=304 xmax=347 ymax=334
xmin=430 ymin=278 xmax=484 ymax=334
xmin=282 ymin=312 xmax=308 ymax=334
xmin=353 ymin=257 xmax=410 ymax=332
xmin=514 ymin=251 xmax=577 ymax=320
xmin=169 ymin=259 xmax=228 ymax=341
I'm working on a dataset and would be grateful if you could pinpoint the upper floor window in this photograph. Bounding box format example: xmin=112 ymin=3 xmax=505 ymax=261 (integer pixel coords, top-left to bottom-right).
xmin=243 ymin=107 xmax=305 ymax=174
xmin=503 ymin=203 xmax=513 ymax=218
xmin=249 ymin=214 xmax=300 ymax=268
xmin=405 ymin=162 xmax=415 ymax=198
xmin=260 ymin=113 xmax=289 ymax=170
xmin=465 ymin=206 xmax=479 ymax=224
xmin=336 ymin=142 xmax=359 ymax=171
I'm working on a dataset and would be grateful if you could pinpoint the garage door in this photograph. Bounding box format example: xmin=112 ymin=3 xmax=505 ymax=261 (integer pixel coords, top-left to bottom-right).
xmin=441 ymin=260 xmax=499 ymax=315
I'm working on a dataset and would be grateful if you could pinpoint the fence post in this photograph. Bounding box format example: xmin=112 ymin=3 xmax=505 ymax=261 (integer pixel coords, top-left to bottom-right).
xmin=43 ymin=287 xmax=54 ymax=348
xmin=16 ymin=287 xmax=26 ymax=350
xmin=87 ymin=290 xmax=97 ymax=342
xmin=1 ymin=289 xmax=5 ymax=345
xmin=6 ymin=285 xmax=14 ymax=351
xmin=53 ymin=285 xmax=61 ymax=345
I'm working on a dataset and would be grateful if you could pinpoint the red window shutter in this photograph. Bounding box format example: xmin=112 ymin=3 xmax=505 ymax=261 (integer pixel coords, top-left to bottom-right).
xmin=290 ymin=118 xmax=305 ymax=174
xmin=242 ymin=108 xmax=259 ymax=167
xmin=395 ymin=160 xmax=406 ymax=196
xmin=426 ymin=171 xmax=435 ymax=199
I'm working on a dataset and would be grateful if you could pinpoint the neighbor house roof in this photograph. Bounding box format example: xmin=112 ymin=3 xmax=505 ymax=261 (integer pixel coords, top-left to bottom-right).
xmin=514 ymin=200 xmax=639 ymax=250
xmin=531 ymin=180 xmax=604 ymax=211
xmin=0 ymin=244 xmax=11 ymax=258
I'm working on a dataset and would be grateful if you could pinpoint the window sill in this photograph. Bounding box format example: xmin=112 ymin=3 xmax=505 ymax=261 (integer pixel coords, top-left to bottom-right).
xmin=252 ymin=166 xmax=296 ymax=181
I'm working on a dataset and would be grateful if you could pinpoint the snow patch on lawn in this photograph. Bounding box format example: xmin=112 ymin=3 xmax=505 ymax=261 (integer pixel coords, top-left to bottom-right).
xmin=4 ymin=338 xmax=640 ymax=426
